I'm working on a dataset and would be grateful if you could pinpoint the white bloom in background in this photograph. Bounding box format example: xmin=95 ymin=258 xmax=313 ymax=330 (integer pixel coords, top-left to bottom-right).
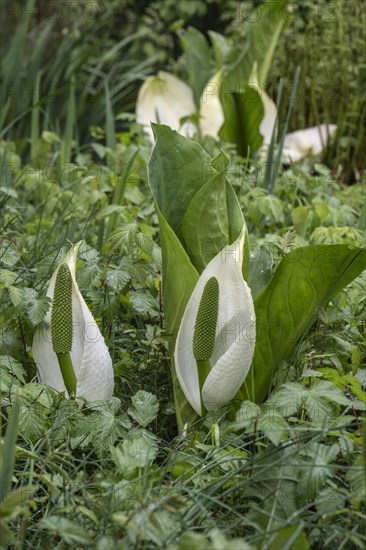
xmin=257 ymin=81 xmax=337 ymax=161
xmin=174 ymin=228 xmax=256 ymax=415
xmin=136 ymin=69 xmax=336 ymax=162
xmin=282 ymin=124 xmax=338 ymax=162
xmin=136 ymin=71 xmax=196 ymax=141
xmin=32 ymin=242 xmax=114 ymax=401
xmin=258 ymin=89 xmax=278 ymax=146
xmin=249 ymin=64 xmax=337 ymax=160
xmin=199 ymin=70 xmax=225 ymax=138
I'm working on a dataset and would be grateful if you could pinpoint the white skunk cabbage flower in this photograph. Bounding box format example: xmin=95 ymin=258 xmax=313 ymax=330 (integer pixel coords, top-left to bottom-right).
xmin=32 ymin=242 xmax=114 ymax=401
xmin=174 ymin=228 xmax=256 ymax=415
xmin=249 ymin=65 xmax=278 ymax=146
xmin=136 ymin=71 xmax=196 ymax=141
xmin=136 ymin=70 xmax=225 ymax=142
xmin=258 ymin=89 xmax=278 ymax=146
xmin=199 ymin=70 xmax=225 ymax=138
xmin=248 ymin=62 xmax=337 ymax=161
xmin=282 ymin=124 xmax=337 ymax=163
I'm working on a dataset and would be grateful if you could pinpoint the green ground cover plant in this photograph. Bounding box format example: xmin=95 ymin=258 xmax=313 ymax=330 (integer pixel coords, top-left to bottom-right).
xmin=0 ymin=0 xmax=365 ymax=548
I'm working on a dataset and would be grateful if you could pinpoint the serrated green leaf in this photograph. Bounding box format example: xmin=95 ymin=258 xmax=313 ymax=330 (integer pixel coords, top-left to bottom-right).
xmin=23 ymin=289 xmax=51 ymax=326
xmin=128 ymin=390 xmax=159 ymax=427
xmin=259 ymin=409 xmax=289 ymax=446
xmin=128 ymin=290 xmax=158 ymax=315
xmin=70 ymin=398 xmax=128 ymax=456
xmin=111 ymin=431 xmax=158 ymax=478
xmin=106 ymin=267 xmax=130 ymax=290
xmin=298 ymin=443 xmax=340 ymax=500
xmin=8 ymin=285 xmax=24 ymax=307
xmin=0 ymin=356 xmax=26 ymax=384
xmin=0 ymin=269 xmax=16 ymax=288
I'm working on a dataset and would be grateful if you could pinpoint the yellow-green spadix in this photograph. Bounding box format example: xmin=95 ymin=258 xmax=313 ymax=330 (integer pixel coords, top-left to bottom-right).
xmin=174 ymin=228 xmax=256 ymax=415
xmin=32 ymin=242 xmax=114 ymax=401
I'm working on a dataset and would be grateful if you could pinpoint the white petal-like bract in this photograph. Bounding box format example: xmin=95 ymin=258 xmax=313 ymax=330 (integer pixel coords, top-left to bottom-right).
xmin=32 ymin=243 xmax=114 ymax=401
xmin=282 ymin=124 xmax=337 ymax=162
xmin=174 ymin=228 xmax=256 ymax=415
xmin=136 ymin=71 xmax=196 ymax=142
xmin=199 ymin=71 xmax=225 ymax=138
xmin=258 ymin=89 xmax=278 ymax=146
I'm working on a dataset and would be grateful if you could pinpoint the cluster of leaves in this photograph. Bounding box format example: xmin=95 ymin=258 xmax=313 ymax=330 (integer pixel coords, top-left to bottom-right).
xmin=1 ymin=116 xmax=366 ymax=547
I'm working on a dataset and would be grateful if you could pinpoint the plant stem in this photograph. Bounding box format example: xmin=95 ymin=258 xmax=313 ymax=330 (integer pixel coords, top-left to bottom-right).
xmin=56 ymin=352 xmax=77 ymax=396
xmin=196 ymin=359 xmax=211 ymax=415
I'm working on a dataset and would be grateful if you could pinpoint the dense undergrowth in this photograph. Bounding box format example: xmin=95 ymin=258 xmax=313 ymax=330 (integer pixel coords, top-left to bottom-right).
xmin=1 ymin=126 xmax=365 ymax=548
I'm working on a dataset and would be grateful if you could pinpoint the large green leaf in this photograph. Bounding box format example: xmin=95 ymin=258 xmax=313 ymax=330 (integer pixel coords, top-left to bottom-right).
xmin=210 ymin=151 xmax=245 ymax=255
xmin=182 ymin=168 xmax=229 ymax=274
xmin=208 ymin=31 xmax=232 ymax=71
xmin=156 ymin=210 xmax=198 ymax=345
xmin=154 ymin=209 xmax=199 ymax=429
xmin=148 ymin=124 xmax=215 ymax=241
xmin=178 ymin=27 xmax=214 ymax=107
xmin=249 ymin=245 xmax=273 ymax=299
xmin=224 ymin=0 xmax=289 ymax=87
xmin=242 ymin=245 xmax=366 ymax=402
xmin=219 ymin=86 xmax=264 ymax=156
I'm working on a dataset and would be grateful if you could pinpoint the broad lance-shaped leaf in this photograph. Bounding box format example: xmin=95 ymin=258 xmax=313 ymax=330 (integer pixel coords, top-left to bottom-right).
xmin=242 ymin=244 xmax=366 ymax=403
xmin=218 ymin=81 xmax=265 ymax=156
xmin=181 ymin=160 xmax=229 ymax=273
xmin=175 ymin=228 xmax=256 ymax=415
xmin=32 ymin=243 xmax=114 ymax=401
xmin=155 ymin=208 xmax=199 ymax=430
xmin=149 ymin=126 xmax=246 ymax=274
xmin=178 ymin=26 xmax=214 ymax=107
xmin=149 ymin=124 xmax=215 ymax=241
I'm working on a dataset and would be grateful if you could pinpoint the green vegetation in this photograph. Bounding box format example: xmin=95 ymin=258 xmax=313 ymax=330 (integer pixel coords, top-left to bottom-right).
xmin=1 ymin=1 xmax=365 ymax=548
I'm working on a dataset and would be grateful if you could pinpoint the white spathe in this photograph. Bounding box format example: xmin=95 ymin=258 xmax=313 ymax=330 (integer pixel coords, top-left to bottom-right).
xmin=174 ymin=227 xmax=256 ymax=415
xmin=136 ymin=71 xmax=225 ymax=141
xmin=258 ymin=88 xmax=278 ymax=146
xmin=32 ymin=242 xmax=114 ymax=401
xmin=136 ymin=70 xmax=336 ymax=161
xmin=282 ymin=124 xmax=338 ymax=163
xmin=249 ymin=64 xmax=337 ymax=160
xmin=199 ymin=70 xmax=225 ymax=138
xmin=136 ymin=71 xmax=197 ymax=141
xmin=249 ymin=65 xmax=278 ymax=146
